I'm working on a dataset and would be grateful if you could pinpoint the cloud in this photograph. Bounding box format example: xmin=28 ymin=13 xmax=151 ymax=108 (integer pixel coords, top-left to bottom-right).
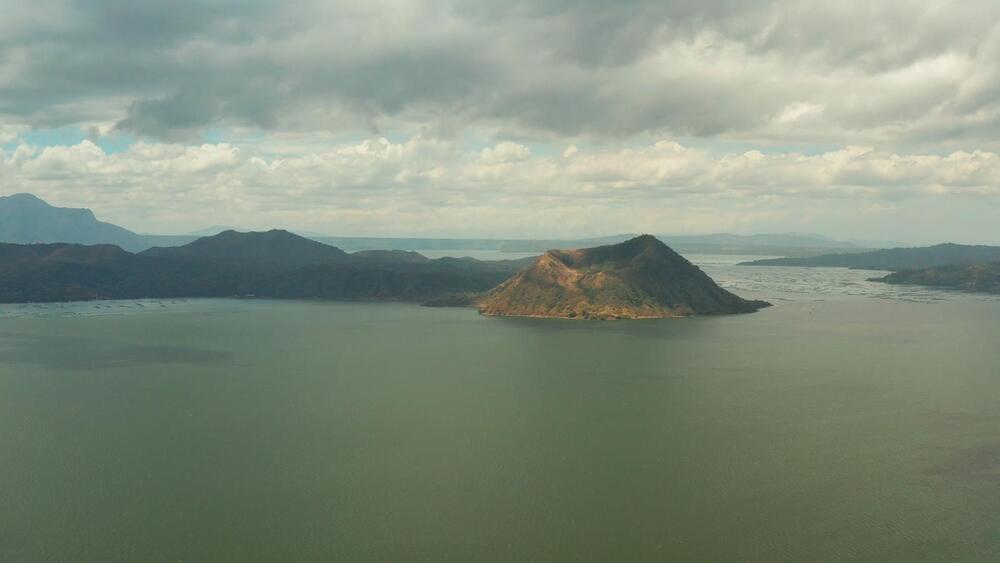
xmin=0 ymin=123 xmax=26 ymax=144
xmin=3 ymin=137 xmax=999 ymax=240
xmin=3 ymin=1 xmax=999 ymax=243
xmin=115 ymin=89 xmax=222 ymax=140
xmin=480 ymin=142 xmax=531 ymax=163
xmin=1 ymin=0 xmax=999 ymax=147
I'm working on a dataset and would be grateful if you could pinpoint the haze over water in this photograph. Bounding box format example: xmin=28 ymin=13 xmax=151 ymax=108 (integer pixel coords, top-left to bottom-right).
xmin=1 ymin=260 xmax=999 ymax=562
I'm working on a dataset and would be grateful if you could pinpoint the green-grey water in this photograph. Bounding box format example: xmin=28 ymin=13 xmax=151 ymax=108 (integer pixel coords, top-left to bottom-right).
xmin=1 ymin=264 xmax=1000 ymax=561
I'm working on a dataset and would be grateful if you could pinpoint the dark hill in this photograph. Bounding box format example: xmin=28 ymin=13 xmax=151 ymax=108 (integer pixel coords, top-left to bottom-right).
xmin=478 ymin=235 xmax=769 ymax=319
xmin=0 ymin=241 xmax=271 ymax=302
xmin=0 ymin=243 xmax=132 ymax=269
xmin=0 ymin=243 xmax=157 ymax=302
xmin=739 ymin=243 xmax=1000 ymax=271
xmin=0 ymin=193 xmax=148 ymax=252
xmin=141 ymin=229 xmax=351 ymax=270
xmin=0 ymin=232 xmax=528 ymax=304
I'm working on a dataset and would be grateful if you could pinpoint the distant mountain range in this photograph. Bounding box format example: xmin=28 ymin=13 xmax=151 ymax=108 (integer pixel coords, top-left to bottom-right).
xmin=490 ymin=233 xmax=875 ymax=257
xmin=478 ymin=235 xmax=769 ymax=319
xmin=739 ymin=243 xmax=1000 ymax=271
xmin=224 ymin=232 xmax=875 ymax=257
xmin=182 ymin=225 xmax=331 ymax=238
xmin=0 ymin=193 xmax=149 ymax=252
xmin=0 ymin=194 xmax=879 ymax=257
xmin=183 ymin=225 xmax=244 ymax=237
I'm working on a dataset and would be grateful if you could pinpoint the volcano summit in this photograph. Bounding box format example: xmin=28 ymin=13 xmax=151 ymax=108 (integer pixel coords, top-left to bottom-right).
xmin=478 ymin=235 xmax=770 ymax=320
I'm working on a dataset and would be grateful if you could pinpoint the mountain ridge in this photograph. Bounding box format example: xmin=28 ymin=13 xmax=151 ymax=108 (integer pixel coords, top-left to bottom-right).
xmin=0 ymin=193 xmax=148 ymax=252
xmin=0 ymin=230 xmax=527 ymax=304
xmin=141 ymin=229 xmax=351 ymax=270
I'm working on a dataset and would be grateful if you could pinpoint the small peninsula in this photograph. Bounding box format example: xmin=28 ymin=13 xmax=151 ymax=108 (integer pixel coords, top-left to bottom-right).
xmin=872 ymin=262 xmax=1000 ymax=294
xmin=739 ymin=243 xmax=1000 ymax=271
xmin=477 ymin=235 xmax=770 ymax=319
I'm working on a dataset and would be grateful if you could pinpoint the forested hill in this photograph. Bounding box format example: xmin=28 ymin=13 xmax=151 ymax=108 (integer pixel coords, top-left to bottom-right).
xmin=0 ymin=230 xmax=531 ymax=304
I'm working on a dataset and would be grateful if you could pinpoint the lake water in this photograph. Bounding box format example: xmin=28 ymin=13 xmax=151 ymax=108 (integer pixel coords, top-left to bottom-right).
xmin=1 ymin=258 xmax=999 ymax=561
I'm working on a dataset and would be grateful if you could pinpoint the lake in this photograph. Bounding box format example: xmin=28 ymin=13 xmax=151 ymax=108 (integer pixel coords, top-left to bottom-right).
xmin=1 ymin=259 xmax=999 ymax=561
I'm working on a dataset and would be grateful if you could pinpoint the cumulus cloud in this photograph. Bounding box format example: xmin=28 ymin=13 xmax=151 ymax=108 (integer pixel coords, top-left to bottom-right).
xmin=2 ymin=1 xmax=999 ymax=242
xmin=1 ymin=0 xmax=999 ymax=147
xmin=3 ymin=137 xmax=999 ymax=241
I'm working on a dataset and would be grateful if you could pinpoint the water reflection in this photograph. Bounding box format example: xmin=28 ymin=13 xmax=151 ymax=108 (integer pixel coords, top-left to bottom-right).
xmin=0 ymin=332 xmax=231 ymax=371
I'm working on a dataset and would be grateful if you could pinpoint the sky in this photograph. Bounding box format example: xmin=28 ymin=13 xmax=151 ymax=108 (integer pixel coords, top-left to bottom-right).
xmin=1 ymin=0 xmax=1000 ymax=243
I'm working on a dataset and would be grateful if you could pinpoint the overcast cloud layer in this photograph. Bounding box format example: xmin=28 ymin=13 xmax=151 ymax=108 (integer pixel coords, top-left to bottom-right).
xmin=2 ymin=0 xmax=999 ymax=241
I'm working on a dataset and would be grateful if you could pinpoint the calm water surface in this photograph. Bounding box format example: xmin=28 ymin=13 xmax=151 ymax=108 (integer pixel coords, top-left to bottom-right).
xmin=1 ymin=261 xmax=999 ymax=562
